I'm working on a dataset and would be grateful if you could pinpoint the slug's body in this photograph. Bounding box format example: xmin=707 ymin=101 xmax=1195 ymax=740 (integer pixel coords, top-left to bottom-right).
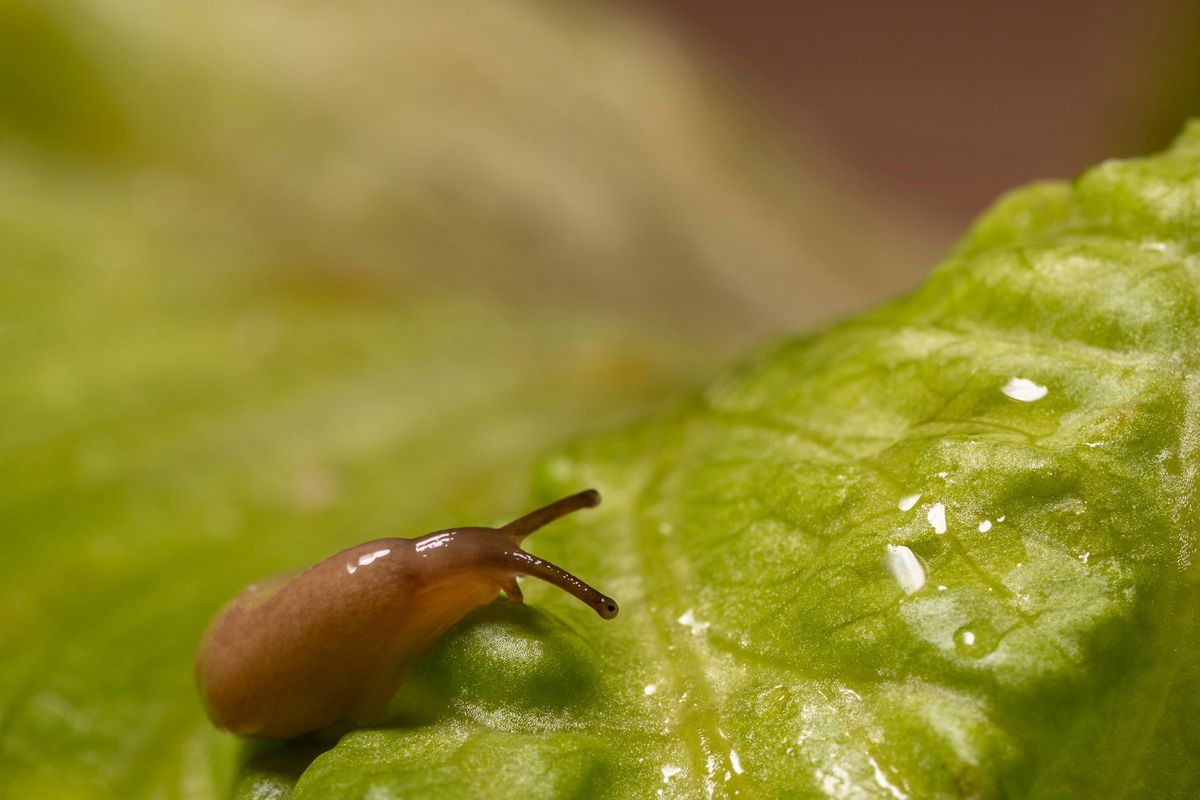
xmin=196 ymin=490 xmax=615 ymax=738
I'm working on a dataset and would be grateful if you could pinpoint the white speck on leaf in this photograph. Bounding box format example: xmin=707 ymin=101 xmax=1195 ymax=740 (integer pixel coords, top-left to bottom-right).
xmin=1002 ymin=377 xmax=1048 ymax=402
xmin=678 ymin=609 xmax=710 ymax=635
xmin=869 ymin=756 xmax=909 ymax=800
xmin=927 ymin=503 xmax=947 ymax=534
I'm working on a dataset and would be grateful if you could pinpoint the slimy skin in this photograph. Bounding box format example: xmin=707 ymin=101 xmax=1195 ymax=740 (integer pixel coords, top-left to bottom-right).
xmin=195 ymin=489 xmax=616 ymax=739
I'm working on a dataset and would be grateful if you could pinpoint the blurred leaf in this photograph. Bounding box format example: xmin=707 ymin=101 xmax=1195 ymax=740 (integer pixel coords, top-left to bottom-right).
xmin=62 ymin=0 xmax=934 ymax=346
xmin=0 ymin=0 xmax=132 ymax=156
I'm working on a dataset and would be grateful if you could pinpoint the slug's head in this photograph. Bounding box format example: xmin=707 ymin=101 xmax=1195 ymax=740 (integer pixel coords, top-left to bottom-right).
xmin=498 ymin=489 xmax=617 ymax=619
xmin=418 ymin=489 xmax=618 ymax=620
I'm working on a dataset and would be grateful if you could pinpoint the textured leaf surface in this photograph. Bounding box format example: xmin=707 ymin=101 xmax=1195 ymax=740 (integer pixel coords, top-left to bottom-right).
xmin=0 ymin=1 xmax=915 ymax=797
xmin=278 ymin=126 xmax=1200 ymax=800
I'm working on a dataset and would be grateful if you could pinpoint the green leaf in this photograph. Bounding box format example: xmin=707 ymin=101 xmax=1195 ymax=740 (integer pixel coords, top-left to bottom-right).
xmin=511 ymin=123 xmax=1200 ymax=799
xmin=5 ymin=0 xmax=1199 ymax=796
xmin=286 ymin=123 xmax=1200 ymax=798
xmin=0 ymin=268 xmax=699 ymax=799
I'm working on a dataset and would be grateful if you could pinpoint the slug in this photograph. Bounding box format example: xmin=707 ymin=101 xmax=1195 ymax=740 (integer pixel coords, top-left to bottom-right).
xmin=195 ymin=489 xmax=616 ymax=738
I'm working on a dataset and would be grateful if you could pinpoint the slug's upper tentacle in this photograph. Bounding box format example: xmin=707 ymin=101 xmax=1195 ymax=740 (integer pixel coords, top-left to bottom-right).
xmin=504 ymin=548 xmax=619 ymax=619
xmin=500 ymin=489 xmax=601 ymax=543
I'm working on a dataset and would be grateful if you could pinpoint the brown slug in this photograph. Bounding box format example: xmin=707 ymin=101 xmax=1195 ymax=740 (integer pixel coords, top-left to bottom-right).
xmin=195 ymin=489 xmax=616 ymax=738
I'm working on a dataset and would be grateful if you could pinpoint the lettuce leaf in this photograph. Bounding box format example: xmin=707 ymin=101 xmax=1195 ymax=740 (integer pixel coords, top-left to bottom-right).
xmin=285 ymin=125 xmax=1200 ymax=799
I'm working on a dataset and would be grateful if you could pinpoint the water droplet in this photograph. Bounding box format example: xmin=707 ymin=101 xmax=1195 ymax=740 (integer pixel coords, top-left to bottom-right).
xmin=927 ymin=503 xmax=947 ymax=534
xmin=978 ymin=519 xmax=992 ymax=533
xmin=885 ymin=544 xmax=925 ymax=594
xmin=1002 ymin=377 xmax=1048 ymax=402
xmin=954 ymin=620 xmax=1000 ymax=658
xmin=898 ymin=493 xmax=921 ymax=511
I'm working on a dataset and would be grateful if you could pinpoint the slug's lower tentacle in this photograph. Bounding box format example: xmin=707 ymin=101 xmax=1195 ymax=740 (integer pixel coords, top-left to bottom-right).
xmin=506 ymin=548 xmax=618 ymax=619
xmin=502 ymin=576 xmax=524 ymax=604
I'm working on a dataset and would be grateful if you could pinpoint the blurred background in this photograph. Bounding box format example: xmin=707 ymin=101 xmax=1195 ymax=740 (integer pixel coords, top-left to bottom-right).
xmin=641 ymin=0 xmax=1200 ymax=233
xmin=1 ymin=0 xmax=1198 ymax=796
xmin=5 ymin=0 xmax=1199 ymax=345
